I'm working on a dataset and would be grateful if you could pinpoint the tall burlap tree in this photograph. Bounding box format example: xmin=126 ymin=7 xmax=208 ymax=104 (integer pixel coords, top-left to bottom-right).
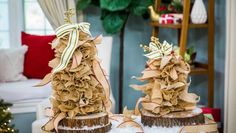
xmin=36 ymin=9 xmax=112 ymax=133
xmin=130 ymin=37 xmax=205 ymax=127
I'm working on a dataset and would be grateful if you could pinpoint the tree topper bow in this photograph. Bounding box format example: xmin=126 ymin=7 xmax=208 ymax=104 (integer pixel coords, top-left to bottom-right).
xmin=141 ymin=36 xmax=173 ymax=59
xmin=52 ymin=9 xmax=91 ymax=73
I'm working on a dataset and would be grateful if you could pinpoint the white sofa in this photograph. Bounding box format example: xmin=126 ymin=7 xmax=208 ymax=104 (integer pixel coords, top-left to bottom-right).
xmin=32 ymin=36 xmax=115 ymax=133
xmin=0 ymin=79 xmax=51 ymax=114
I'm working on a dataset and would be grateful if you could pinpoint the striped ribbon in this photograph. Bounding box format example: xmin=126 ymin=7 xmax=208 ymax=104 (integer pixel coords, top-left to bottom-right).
xmin=144 ymin=40 xmax=173 ymax=59
xmin=53 ymin=22 xmax=91 ymax=73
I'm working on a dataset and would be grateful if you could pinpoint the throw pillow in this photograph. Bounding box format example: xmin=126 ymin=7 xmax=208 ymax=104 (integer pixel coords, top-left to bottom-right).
xmin=21 ymin=32 xmax=55 ymax=79
xmin=0 ymin=46 xmax=28 ymax=82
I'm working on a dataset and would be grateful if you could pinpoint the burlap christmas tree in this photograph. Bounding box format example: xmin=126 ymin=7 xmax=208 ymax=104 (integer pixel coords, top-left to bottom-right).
xmin=130 ymin=37 xmax=205 ymax=127
xmin=36 ymin=9 xmax=112 ymax=133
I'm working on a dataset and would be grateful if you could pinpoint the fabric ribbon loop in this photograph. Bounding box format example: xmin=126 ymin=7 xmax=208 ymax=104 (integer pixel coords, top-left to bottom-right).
xmin=53 ymin=22 xmax=91 ymax=73
xmin=143 ymin=38 xmax=173 ymax=59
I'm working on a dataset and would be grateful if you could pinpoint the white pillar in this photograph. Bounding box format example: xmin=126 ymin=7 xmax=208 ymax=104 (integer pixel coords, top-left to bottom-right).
xmin=224 ymin=0 xmax=236 ymax=132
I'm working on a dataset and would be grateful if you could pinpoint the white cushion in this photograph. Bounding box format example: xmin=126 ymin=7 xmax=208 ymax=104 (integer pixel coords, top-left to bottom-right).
xmin=0 ymin=46 xmax=28 ymax=82
xmin=0 ymin=79 xmax=51 ymax=102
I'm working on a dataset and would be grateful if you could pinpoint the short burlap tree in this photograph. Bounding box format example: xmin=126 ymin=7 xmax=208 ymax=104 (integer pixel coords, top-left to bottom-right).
xmin=130 ymin=36 xmax=205 ymax=127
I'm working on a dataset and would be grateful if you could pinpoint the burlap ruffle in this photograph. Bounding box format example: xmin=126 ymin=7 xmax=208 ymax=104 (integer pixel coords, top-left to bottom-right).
xmin=49 ymin=33 xmax=106 ymax=117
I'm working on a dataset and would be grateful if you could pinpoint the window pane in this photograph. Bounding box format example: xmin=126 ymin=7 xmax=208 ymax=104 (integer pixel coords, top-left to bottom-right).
xmin=0 ymin=32 xmax=9 ymax=48
xmin=0 ymin=2 xmax=9 ymax=31
xmin=24 ymin=0 xmax=54 ymax=35
xmin=24 ymin=2 xmax=45 ymax=30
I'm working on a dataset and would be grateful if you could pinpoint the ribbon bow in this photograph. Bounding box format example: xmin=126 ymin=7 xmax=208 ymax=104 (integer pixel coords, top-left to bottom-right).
xmin=53 ymin=22 xmax=91 ymax=73
xmin=143 ymin=37 xmax=173 ymax=59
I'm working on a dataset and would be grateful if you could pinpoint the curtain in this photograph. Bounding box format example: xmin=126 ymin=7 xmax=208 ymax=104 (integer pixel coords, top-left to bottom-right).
xmin=37 ymin=0 xmax=83 ymax=30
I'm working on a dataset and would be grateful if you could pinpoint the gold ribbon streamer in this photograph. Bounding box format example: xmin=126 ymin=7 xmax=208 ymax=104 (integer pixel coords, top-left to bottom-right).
xmin=179 ymin=123 xmax=218 ymax=133
xmin=53 ymin=22 xmax=91 ymax=73
xmin=41 ymin=112 xmax=66 ymax=132
xmin=34 ymin=73 xmax=52 ymax=87
xmin=117 ymin=120 xmax=144 ymax=133
xmin=178 ymin=115 xmax=218 ymax=133
xmin=93 ymin=60 xmax=112 ymax=115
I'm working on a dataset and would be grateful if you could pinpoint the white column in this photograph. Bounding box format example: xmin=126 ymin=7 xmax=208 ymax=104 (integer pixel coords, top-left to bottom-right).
xmin=224 ymin=0 xmax=236 ymax=132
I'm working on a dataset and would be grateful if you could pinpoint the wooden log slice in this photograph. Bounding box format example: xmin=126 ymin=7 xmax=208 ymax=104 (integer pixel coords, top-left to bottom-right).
xmin=141 ymin=108 xmax=205 ymax=127
xmin=59 ymin=112 xmax=109 ymax=128
xmin=58 ymin=122 xmax=112 ymax=133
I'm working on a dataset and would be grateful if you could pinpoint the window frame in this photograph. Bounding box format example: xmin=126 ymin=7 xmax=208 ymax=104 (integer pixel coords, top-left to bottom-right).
xmin=0 ymin=0 xmax=10 ymax=48
xmin=8 ymin=0 xmax=24 ymax=48
xmin=0 ymin=0 xmax=54 ymax=48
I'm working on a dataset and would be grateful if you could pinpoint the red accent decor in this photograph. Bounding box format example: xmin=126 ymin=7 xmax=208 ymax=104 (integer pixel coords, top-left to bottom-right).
xmin=202 ymin=107 xmax=221 ymax=122
xmin=21 ymin=32 xmax=55 ymax=79
xmin=160 ymin=14 xmax=174 ymax=24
